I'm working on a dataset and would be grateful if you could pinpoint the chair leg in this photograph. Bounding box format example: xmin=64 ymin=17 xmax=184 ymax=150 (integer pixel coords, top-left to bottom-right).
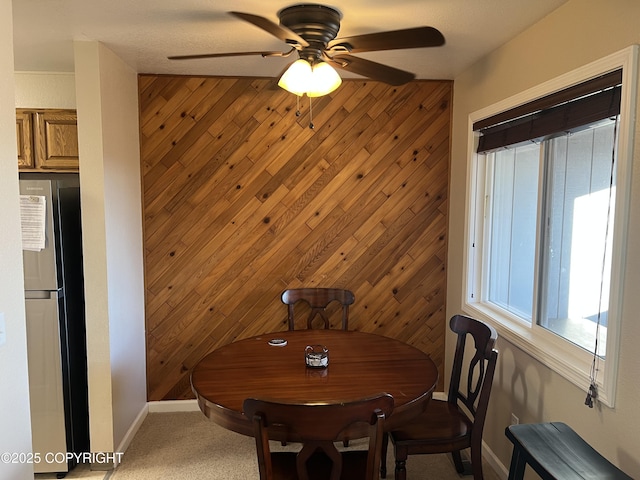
xmin=452 ymin=450 xmax=465 ymax=474
xmin=507 ymin=448 xmax=527 ymax=480
xmin=394 ymin=445 xmax=408 ymax=480
xmin=470 ymin=444 xmax=484 ymax=480
xmin=380 ymin=433 xmax=388 ymax=478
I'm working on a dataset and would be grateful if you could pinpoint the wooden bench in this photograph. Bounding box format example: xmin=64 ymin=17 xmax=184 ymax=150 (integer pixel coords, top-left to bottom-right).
xmin=505 ymin=422 xmax=632 ymax=480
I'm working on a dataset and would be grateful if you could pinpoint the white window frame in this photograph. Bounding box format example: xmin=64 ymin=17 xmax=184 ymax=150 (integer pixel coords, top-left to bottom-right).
xmin=462 ymin=46 xmax=638 ymax=407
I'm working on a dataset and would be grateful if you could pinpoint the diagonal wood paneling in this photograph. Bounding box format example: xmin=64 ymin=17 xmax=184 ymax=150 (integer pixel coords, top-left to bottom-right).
xmin=139 ymin=75 xmax=452 ymax=401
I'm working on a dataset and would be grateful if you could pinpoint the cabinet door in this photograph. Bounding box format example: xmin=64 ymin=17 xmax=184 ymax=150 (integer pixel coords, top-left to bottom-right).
xmin=34 ymin=110 xmax=79 ymax=170
xmin=16 ymin=110 xmax=34 ymax=169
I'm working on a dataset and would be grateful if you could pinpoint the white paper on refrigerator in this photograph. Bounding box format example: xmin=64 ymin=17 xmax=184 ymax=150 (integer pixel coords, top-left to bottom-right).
xmin=20 ymin=195 xmax=47 ymax=251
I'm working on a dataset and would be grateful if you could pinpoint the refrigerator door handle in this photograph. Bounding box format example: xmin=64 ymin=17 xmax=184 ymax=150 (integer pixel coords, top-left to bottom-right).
xmin=25 ymin=289 xmax=62 ymax=300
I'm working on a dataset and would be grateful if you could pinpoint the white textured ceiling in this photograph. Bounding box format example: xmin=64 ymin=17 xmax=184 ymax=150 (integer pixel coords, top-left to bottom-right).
xmin=12 ymin=0 xmax=567 ymax=80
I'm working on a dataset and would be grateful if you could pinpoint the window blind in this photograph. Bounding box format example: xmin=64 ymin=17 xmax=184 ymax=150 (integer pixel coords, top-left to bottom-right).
xmin=474 ymin=69 xmax=622 ymax=153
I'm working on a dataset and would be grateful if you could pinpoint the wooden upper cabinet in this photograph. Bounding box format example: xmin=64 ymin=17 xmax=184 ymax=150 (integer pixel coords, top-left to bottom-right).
xmin=34 ymin=110 xmax=79 ymax=170
xmin=16 ymin=110 xmax=34 ymax=169
xmin=17 ymin=109 xmax=79 ymax=171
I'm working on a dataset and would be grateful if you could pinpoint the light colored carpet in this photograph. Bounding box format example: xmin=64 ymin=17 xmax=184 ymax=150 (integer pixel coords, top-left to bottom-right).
xmin=102 ymin=411 xmax=500 ymax=480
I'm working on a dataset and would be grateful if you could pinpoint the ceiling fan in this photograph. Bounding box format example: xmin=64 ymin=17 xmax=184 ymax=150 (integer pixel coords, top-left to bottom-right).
xmin=168 ymin=3 xmax=445 ymax=90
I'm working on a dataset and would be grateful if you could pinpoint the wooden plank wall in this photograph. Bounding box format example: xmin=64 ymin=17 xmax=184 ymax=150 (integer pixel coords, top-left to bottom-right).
xmin=139 ymin=75 xmax=451 ymax=401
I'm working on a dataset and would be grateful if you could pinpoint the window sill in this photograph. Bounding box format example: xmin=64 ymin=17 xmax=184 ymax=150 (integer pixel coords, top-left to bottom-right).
xmin=462 ymin=302 xmax=614 ymax=407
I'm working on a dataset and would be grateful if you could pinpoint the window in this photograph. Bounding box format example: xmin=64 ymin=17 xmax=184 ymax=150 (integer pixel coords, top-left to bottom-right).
xmin=464 ymin=47 xmax=637 ymax=407
xmin=487 ymin=120 xmax=616 ymax=355
xmin=539 ymin=123 xmax=616 ymax=356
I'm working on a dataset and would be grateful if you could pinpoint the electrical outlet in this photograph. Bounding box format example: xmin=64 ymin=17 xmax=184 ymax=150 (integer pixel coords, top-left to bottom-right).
xmin=0 ymin=313 xmax=6 ymax=346
xmin=510 ymin=413 xmax=519 ymax=425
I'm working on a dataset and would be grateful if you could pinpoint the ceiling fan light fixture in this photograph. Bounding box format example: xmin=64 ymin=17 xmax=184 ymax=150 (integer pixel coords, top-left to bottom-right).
xmin=278 ymin=58 xmax=342 ymax=97
xmin=278 ymin=58 xmax=312 ymax=96
xmin=307 ymin=61 xmax=342 ymax=97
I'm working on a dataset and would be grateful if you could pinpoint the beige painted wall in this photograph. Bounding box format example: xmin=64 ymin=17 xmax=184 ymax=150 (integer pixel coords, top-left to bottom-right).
xmin=93 ymin=42 xmax=146 ymax=451
xmin=14 ymin=71 xmax=76 ymax=108
xmin=0 ymin=1 xmax=34 ymax=478
xmin=74 ymin=41 xmax=147 ymax=456
xmin=448 ymin=0 xmax=640 ymax=477
xmin=74 ymin=41 xmax=114 ymax=455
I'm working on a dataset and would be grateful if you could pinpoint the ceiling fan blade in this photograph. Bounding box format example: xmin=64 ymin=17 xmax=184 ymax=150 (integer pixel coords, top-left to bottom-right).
xmin=328 ymin=27 xmax=444 ymax=54
xmin=229 ymin=11 xmax=309 ymax=47
xmin=328 ymin=54 xmax=415 ymax=86
xmin=168 ymin=50 xmax=291 ymax=60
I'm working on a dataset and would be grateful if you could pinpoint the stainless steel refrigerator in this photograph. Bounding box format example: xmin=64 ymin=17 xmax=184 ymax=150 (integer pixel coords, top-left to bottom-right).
xmin=20 ymin=173 xmax=89 ymax=476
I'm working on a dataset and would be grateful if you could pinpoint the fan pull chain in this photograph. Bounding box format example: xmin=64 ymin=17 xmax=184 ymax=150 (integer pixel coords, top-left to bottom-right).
xmin=295 ymin=96 xmax=301 ymax=117
xmin=308 ymin=96 xmax=314 ymax=129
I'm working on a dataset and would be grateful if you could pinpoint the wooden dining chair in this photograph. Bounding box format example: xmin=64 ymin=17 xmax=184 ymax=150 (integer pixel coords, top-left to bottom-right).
xmin=281 ymin=288 xmax=355 ymax=331
xmin=280 ymin=288 xmax=357 ymax=446
xmin=381 ymin=314 xmax=498 ymax=480
xmin=243 ymin=393 xmax=394 ymax=480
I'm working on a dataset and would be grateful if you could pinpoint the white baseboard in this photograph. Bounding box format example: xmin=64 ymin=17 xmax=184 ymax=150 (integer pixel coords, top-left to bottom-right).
xmin=147 ymin=399 xmax=200 ymax=412
xmin=115 ymin=402 xmax=149 ymax=467
xmin=432 ymin=391 xmax=447 ymax=401
xmin=482 ymin=440 xmax=509 ymax=479
xmin=111 ymin=401 xmax=199 ymax=467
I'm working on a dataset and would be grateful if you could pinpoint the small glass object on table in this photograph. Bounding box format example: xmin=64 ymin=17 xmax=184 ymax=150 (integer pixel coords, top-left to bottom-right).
xmin=305 ymin=344 xmax=329 ymax=368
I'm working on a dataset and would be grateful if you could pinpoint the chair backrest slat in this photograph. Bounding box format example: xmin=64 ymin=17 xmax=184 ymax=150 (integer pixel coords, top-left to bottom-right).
xmin=281 ymin=288 xmax=355 ymax=330
xmin=448 ymin=314 xmax=498 ymax=422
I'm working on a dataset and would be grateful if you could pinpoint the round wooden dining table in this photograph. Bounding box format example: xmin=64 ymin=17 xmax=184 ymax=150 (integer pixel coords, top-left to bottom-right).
xmin=191 ymin=329 xmax=439 ymax=440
